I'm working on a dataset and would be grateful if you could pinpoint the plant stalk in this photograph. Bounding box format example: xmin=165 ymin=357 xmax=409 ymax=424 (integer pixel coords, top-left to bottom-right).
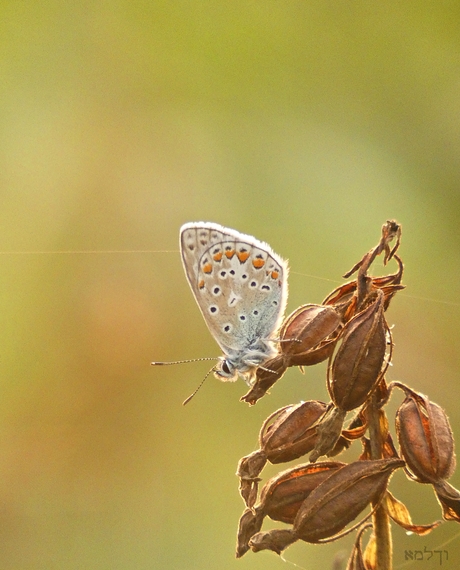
xmin=368 ymin=391 xmax=392 ymax=570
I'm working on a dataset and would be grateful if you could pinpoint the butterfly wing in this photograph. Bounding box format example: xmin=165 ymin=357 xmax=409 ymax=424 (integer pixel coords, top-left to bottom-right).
xmin=180 ymin=222 xmax=288 ymax=355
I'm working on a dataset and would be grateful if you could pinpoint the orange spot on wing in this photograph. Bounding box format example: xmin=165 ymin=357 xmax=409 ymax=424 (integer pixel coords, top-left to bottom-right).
xmin=252 ymin=258 xmax=265 ymax=269
xmin=271 ymin=270 xmax=279 ymax=279
xmin=198 ymin=280 xmax=205 ymax=289
xmin=213 ymin=252 xmax=223 ymax=261
xmin=203 ymin=263 xmax=212 ymax=274
xmin=237 ymin=250 xmax=250 ymax=263
xmin=225 ymin=249 xmax=235 ymax=259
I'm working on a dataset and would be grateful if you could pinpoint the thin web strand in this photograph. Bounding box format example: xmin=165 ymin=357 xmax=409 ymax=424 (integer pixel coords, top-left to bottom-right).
xmin=0 ymin=249 xmax=178 ymax=255
xmin=1 ymin=250 xmax=458 ymax=307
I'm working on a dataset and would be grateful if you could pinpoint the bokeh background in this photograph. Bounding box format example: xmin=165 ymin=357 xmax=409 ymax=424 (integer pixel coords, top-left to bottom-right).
xmin=1 ymin=2 xmax=460 ymax=569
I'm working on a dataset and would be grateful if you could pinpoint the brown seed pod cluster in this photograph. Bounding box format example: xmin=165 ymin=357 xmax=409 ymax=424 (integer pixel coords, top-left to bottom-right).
xmin=235 ymin=221 xmax=460 ymax=568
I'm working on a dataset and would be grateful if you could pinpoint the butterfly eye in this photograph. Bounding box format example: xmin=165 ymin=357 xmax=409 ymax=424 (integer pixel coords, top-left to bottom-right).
xmin=221 ymin=361 xmax=231 ymax=374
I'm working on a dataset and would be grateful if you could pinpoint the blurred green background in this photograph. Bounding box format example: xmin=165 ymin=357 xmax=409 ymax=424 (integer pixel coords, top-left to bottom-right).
xmin=1 ymin=2 xmax=460 ymax=569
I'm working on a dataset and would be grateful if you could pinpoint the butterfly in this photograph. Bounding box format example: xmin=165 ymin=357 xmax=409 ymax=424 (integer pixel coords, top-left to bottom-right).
xmin=179 ymin=222 xmax=289 ymax=385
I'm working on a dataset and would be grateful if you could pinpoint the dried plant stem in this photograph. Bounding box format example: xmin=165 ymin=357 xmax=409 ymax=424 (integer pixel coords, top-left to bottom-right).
xmin=368 ymin=391 xmax=392 ymax=570
xmin=235 ymin=222 xmax=460 ymax=566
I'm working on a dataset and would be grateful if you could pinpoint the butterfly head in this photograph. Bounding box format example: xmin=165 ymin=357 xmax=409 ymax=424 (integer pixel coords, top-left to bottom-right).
xmin=213 ymin=357 xmax=240 ymax=382
xmin=213 ymin=341 xmax=277 ymax=385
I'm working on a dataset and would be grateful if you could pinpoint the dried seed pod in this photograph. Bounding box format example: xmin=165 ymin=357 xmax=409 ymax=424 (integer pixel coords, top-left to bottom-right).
xmin=395 ymin=388 xmax=456 ymax=484
xmin=327 ymin=291 xmax=388 ymax=411
xmin=257 ymin=461 xmax=346 ymax=524
xmin=236 ymin=462 xmax=345 ymax=558
xmin=240 ymin=306 xmax=341 ymax=405
xmin=237 ymin=401 xmax=338 ymax=507
xmin=290 ymin=337 xmax=338 ymax=367
xmin=249 ymin=458 xmax=404 ymax=554
xmin=260 ymin=400 xmax=329 ymax=463
xmin=279 ymin=304 xmax=342 ymax=366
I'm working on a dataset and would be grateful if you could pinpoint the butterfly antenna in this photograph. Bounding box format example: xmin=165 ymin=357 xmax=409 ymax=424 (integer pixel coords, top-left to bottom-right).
xmin=182 ymin=366 xmax=216 ymax=406
xmin=258 ymin=365 xmax=277 ymax=374
xmin=151 ymin=357 xmax=218 ymax=366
